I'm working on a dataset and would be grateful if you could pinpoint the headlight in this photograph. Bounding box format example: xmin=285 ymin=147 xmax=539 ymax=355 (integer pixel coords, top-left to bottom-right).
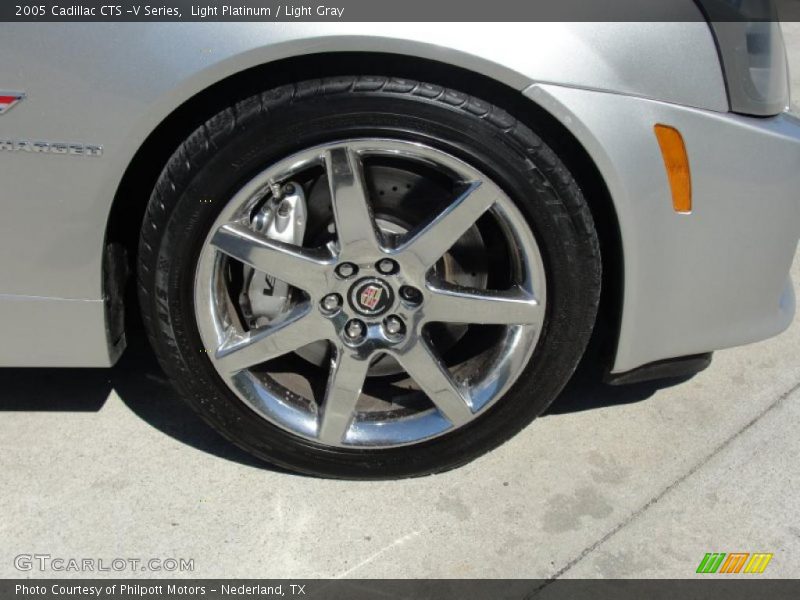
xmin=699 ymin=0 xmax=790 ymax=116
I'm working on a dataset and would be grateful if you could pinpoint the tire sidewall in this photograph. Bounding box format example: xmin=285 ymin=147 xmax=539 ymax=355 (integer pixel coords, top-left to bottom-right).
xmin=141 ymin=85 xmax=600 ymax=478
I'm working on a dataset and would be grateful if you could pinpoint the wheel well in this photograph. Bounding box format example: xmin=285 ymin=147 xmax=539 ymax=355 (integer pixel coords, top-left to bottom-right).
xmin=106 ymin=51 xmax=623 ymax=371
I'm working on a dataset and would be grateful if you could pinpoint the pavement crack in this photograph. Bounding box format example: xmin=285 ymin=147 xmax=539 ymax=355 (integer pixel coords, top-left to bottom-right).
xmin=526 ymin=377 xmax=800 ymax=596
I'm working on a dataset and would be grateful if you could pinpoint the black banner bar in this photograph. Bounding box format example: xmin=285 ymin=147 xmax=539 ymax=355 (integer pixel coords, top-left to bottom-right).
xmin=2 ymin=0 xmax=800 ymax=22
xmin=4 ymin=580 xmax=800 ymax=600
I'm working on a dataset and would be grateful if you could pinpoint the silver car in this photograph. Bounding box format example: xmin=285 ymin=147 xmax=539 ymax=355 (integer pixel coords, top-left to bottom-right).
xmin=1 ymin=18 xmax=798 ymax=478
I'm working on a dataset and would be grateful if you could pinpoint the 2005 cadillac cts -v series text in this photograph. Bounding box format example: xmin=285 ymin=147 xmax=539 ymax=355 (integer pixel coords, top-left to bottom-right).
xmin=0 ymin=16 xmax=798 ymax=478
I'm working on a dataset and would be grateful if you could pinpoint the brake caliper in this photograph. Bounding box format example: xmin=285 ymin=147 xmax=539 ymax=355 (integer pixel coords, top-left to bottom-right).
xmin=241 ymin=182 xmax=308 ymax=327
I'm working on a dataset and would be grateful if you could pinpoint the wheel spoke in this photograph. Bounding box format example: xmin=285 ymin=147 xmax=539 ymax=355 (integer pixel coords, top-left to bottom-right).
xmin=395 ymin=341 xmax=473 ymax=427
xmin=215 ymin=305 xmax=322 ymax=374
xmin=324 ymin=146 xmax=382 ymax=257
xmin=211 ymin=222 xmax=331 ymax=293
xmin=397 ymin=181 xmax=497 ymax=272
xmin=424 ymin=284 xmax=543 ymax=326
xmin=318 ymin=349 xmax=371 ymax=444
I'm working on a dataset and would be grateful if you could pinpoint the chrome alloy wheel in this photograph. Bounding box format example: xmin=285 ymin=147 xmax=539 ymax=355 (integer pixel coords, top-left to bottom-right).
xmin=194 ymin=139 xmax=546 ymax=448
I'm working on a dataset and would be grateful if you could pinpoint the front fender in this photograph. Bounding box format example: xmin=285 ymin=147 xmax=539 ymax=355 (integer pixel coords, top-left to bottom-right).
xmin=0 ymin=19 xmax=726 ymax=366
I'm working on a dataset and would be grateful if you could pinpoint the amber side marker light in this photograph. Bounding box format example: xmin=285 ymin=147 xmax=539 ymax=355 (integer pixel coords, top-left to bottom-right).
xmin=654 ymin=124 xmax=692 ymax=214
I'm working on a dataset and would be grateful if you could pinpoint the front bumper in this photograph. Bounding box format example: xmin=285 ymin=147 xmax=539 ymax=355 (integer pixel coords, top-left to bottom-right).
xmin=525 ymin=84 xmax=800 ymax=373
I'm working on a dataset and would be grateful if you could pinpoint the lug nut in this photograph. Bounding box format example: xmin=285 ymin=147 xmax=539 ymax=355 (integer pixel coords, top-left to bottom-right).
xmin=320 ymin=293 xmax=341 ymax=314
xmin=344 ymin=319 xmax=367 ymax=342
xmin=400 ymin=286 xmax=423 ymax=306
xmin=336 ymin=262 xmax=357 ymax=279
xmin=376 ymin=258 xmax=398 ymax=275
xmin=383 ymin=315 xmax=406 ymax=338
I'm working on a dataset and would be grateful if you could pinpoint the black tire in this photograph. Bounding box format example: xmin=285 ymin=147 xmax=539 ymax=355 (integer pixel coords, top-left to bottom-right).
xmin=137 ymin=76 xmax=601 ymax=479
